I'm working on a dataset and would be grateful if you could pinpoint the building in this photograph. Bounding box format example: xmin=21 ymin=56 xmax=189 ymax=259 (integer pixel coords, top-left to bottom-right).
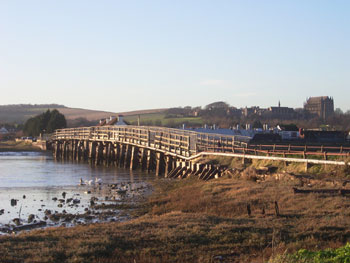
xmin=266 ymin=106 xmax=296 ymax=119
xmin=242 ymin=106 xmax=266 ymax=117
xmin=0 ymin=127 xmax=9 ymax=134
xmin=98 ymin=115 xmax=128 ymax=126
xmin=304 ymin=96 xmax=334 ymax=119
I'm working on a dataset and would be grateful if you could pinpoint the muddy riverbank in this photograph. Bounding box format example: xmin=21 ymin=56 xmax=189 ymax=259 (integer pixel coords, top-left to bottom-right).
xmin=0 ymin=151 xmax=156 ymax=234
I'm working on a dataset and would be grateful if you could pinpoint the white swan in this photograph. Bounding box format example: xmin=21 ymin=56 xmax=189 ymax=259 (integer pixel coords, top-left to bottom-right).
xmin=95 ymin=177 xmax=102 ymax=185
xmin=86 ymin=179 xmax=94 ymax=185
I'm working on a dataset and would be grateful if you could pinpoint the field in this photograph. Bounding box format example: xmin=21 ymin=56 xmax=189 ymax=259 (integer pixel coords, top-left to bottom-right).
xmin=0 ymin=104 xmax=167 ymax=124
xmin=124 ymin=113 xmax=204 ymax=127
xmin=1 ymin=161 xmax=350 ymax=262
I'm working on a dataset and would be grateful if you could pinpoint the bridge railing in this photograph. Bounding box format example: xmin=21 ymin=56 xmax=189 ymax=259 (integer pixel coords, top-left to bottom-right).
xmin=51 ymin=126 xmax=350 ymax=159
xmin=52 ymin=125 xmax=252 ymax=157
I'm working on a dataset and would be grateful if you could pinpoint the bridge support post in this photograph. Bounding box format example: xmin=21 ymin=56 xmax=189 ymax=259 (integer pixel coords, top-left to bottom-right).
xmin=83 ymin=140 xmax=89 ymax=161
xmin=54 ymin=141 xmax=61 ymax=160
xmin=164 ymin=155 xmax=172 ymax=177
xmin=113 ymin=143 xmax=119 ymax=166
xmin=305 ymin=161 xmax=310 ymax=173
xmin=155 ymin=152 xmax=164 ymax=176
xmin=139 ymin=148 xmax=146 ymax=170
xmin=61 ymin=141 xmax=66 ymax=160
xmin=130 ymin=146 xmax=139 ymax=170
xmin=109 ymin=143 xmax=115 ymax=166
xmin=102 ymin=142 xmax=108 ymax=165
xmin=89 ymin=141 xmax=96 ymax=164
xmin=70 ymin=140 xmax=75 ymax=161
xmin=95 ymin=142 xmax=103 ymax=166
xmin=118 ymin=144 xmax=125 ymax=167
xmin=146 ymin=149 xmax=152 ymax=172
xmin=124 ymin=144 xmax=131 ymax=169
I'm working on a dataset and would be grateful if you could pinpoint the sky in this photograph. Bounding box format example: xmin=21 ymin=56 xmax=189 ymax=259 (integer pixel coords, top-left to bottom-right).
xmin=0 ymin=0 xmax=349 ymax=112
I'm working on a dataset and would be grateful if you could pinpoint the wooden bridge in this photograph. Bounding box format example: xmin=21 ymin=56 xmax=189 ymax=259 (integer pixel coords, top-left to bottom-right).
xmin=50 ymin=125 xmax=350 ymax=180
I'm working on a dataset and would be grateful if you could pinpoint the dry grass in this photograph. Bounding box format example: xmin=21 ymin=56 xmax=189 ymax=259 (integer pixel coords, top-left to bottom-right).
xmin=2 ymin=170 xmax=350 ymax=262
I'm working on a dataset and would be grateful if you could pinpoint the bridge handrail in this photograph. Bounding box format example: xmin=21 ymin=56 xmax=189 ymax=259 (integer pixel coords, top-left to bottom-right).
xmin=51 ymin=125 xmax=252 ymax=156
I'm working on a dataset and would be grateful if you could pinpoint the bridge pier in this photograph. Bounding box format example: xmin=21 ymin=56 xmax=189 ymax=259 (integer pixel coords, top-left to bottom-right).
xmin=124 ymin=144 xmax=131 ymax=169
xmin=51 ymin=135 xmax=222 ymax=180
xmin=164 ymin=155 xmax=173 ymax=177
xmin=118 ymin=144 xmax=126 ymax=168
xmin=155 ymin=152 xmax=164 ymax=176
xmin=130 ymin=146 xmax=139 ymax=170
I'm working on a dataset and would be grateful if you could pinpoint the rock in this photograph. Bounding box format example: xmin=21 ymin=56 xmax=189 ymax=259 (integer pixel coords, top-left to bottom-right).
xmin=84 ymin=208 xmax=89 ymax=212
xmin=28 ymin=214 xmax=35 ymax=223
xmin=10 ymin=199 xmax=17 ymax=206
xmin=62 ymin=210 xmax=67 ymax=214
xmin=62 ymin=192 xmax=66 ymax=199
xmin=44 ymin=209 xmax=51 ymax=215
xmin=66 ymin=198 xmax=73 ymax=203
xmin=23 ymin=195 xmax=26 ymax=199
xmin=58 ymin=199 xmax=65 ymax=203
xmin=72 ymin=199 xmax=80 ymax=204
xmin=43 ymin=216 xmax=48 ymax=221
xmin=90 ymin=200 xmax=95 ymax=206
xmin=57 ymin=204 xmax=63 ymax=208
xmin=13 ymin=218 xmax=21 ymax=226
xmin=0 ymin=209 xmax=4 ymax=215
xmin=49 ymin=214 xmax=60 ymax=222
xmin=52 ymin=197 xmax=58 ymax=201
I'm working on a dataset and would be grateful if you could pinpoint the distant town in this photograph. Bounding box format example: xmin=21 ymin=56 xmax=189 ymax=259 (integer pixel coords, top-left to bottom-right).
xmin=0 ymin=96 xmax=349 ymax=144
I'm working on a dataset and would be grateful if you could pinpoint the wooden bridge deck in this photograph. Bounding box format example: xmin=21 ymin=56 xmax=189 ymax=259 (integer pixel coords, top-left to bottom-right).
xmin=51 ymin=125 xmax=251 ymax=158
xmin=48 ymin=126 xmax=350 ymax=180
xmin=51 ymin=125 xmax=350 ymax=160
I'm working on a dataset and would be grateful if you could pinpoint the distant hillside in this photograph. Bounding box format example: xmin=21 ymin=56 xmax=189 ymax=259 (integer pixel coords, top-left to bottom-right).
xmin=0 ymin=104 xmax=167 ymax=124
xmin=0 ymin=104 xmax=66 ymax=123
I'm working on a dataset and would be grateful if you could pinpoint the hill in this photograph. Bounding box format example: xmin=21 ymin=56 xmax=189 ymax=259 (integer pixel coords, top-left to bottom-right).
xmin=0 ymin=104 xmax=167 ymax=125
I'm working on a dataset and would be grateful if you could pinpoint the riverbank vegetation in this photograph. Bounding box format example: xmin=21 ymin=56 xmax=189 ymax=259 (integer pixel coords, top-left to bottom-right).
xmin=23 ymin=109 xmax=66 ymax=136
xmin=1 ymin=163 xmax=350 ymax=262
xmin=0 ymin=140 xmax=42 ymax=151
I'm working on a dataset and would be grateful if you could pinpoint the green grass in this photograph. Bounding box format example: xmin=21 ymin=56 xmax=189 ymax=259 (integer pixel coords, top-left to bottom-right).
xmin=124 ymin=113 xmax=204 ymax=127
xmin=271 ymin=243 xmax=350 ymax=263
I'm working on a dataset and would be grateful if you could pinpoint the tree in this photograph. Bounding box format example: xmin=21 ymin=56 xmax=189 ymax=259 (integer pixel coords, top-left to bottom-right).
xmin=46 ymin=109 xmax=67 ymax=133
xmin=23 ymin=109 xmax=67 ymax=136
xmin=335 ymin=108 xmax=344 ymax=115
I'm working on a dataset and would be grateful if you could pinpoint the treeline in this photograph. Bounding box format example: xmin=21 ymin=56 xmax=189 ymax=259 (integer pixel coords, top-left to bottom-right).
xmin=23 ymin=109 xmax=67 ymax=136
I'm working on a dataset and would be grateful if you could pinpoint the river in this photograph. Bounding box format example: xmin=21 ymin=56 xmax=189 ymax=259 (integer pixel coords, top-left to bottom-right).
xmin=0 ymin=151 xmax=156 ymax=232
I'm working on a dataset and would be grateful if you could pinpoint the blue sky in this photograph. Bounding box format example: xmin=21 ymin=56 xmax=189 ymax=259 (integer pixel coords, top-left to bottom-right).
xmin=0 ymin=1 xmax=349 ymax=112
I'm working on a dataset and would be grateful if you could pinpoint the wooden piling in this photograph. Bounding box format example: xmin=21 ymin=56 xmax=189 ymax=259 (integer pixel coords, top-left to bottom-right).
xmin=130 ymin=146 xmax=139 ymax=170
xmin=155 ymin=152 xmax=164 ymax=176
xmin=124 ymin=144 xmax=131 ymax=169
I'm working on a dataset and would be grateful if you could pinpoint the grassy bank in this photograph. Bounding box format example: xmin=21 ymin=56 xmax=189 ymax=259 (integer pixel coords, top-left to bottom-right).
xmin=1 ymin=164 xmax=350 ymax=262
xmin=0 ymin=140 xmax=43 ymax=151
